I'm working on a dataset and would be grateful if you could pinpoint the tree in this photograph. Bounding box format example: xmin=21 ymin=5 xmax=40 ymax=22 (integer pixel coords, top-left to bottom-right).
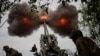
xmin=56 ymin=0 xmax=100 ymax=45
xmin=79 ymin=0 xmax=100 ymax=44
xmin=0 ymin=0 xmax=20 ymax=23
xmin=0 ymin=0 xmax=99 ymax=42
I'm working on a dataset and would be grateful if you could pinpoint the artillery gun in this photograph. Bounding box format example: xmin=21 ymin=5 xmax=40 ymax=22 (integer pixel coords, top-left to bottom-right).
xmin=30 ymin=13 xmax=68 ymax=56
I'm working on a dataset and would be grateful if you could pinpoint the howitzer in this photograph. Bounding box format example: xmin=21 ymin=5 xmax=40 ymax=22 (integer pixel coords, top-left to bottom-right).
xmin=40 ymin=20 xmax=60 ymax=56
xmin=30 ymin=13 xmax=68 ymax=56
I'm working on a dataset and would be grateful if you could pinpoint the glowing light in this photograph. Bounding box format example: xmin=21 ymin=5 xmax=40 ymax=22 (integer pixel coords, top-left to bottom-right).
xmin=40 ymin=15 xmax=48 ymax=20
xmin=22 ymin=17 xmax=28 ymax=23
xmin=60 ymin=17 xmax=68 ymax=25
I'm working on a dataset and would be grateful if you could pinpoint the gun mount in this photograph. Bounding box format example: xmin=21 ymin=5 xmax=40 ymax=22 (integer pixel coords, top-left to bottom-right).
xmin=40 ymin=34 xmax=60 ymax=56
xmin=40 ymin=20 xmax=61 ymax=56
xmin=30 ymin=14 xmax=68 ymax=56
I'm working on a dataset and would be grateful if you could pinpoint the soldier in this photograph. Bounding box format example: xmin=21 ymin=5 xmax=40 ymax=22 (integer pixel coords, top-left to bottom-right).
xmin=30 ymin=44 xmax=37 ymax=52
xmin=3 ymin=45 xmax=22 ymax=56
xmin=30 ymin=44 xmax=40 ymax=56
xmin=70 ymin=30 xmax=100 ymax=56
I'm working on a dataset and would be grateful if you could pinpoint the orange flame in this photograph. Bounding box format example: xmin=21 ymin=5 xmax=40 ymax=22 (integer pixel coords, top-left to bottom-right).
xmin=54 ymin=17 xmax=68 ymax=26
xmin=22 ymin=17 xmax=29 ymax=24
xmin=60 ymin=17 xmax=68 ymax=25
xmin=40 ymin=15 xmax=48 ymax=20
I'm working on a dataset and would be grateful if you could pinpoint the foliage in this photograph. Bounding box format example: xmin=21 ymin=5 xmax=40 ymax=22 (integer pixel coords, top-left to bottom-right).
xmin=79 ymin=0 xmax=100 ymax=42
xmin=57 ymin=0 xmax=100 ymax=42
xmin=0 ymin=0 xmax=100 ymax=42
xmin=28 ymin=0 xmax=50 ymax=13
xmin=0 ymin=0 xmax=20 ymax=23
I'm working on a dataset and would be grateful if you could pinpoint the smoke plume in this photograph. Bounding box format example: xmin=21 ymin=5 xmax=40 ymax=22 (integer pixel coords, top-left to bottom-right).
xmin=8 ymin=3 xmax=40 ymax=37
xmin=47 ymin=3 xmax=78 ymax=37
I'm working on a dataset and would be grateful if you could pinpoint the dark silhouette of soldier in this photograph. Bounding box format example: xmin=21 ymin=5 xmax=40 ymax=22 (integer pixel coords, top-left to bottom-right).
xmin=3 ymin=45 xmax=22 ymax=56
xmin=30 ymin=44 xmax=37 ymax=52
xmin=30 ymin=44 xmax=40 ymax=56
xmin=70 ymin=30 xmax=100 ymax=56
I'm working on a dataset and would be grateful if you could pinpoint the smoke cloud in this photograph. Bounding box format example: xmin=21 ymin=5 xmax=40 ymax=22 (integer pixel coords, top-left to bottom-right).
xmin=47 ymin=3 xmax=78 ymax=37
xmin=8 ymin=3 xmax=40 ymax=37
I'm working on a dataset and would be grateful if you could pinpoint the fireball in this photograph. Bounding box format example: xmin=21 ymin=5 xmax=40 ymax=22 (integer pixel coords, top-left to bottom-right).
xmin=60 ymin=17 xmax=68 ymax=25
xmin=40 ymin=15 xmax=48 ymax=20
xmin=54 ymin=17 xmax=68 ymax=26
xmin=22 ymin=17 xmax=29 ymax=24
